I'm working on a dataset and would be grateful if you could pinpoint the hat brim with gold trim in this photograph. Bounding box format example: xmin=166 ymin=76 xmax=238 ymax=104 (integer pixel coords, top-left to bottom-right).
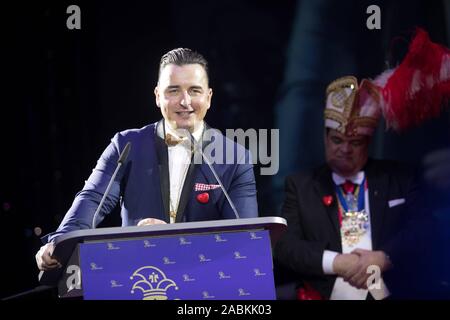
xmin=324 ymin=76 xmax=382 ymax=136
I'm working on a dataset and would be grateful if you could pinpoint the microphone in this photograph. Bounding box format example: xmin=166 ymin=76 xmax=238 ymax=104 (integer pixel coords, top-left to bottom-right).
xmin=92 ymin=142 xmax=131 ymax=228
xmin=188 ymin=131 xmax=241 ymax=219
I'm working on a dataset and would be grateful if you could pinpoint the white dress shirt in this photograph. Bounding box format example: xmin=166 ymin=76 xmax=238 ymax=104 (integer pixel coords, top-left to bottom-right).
xmin=322 ymin=171 xmax=389 ymax=300
xmin=159 ymin=121 xmax=204 ymax=223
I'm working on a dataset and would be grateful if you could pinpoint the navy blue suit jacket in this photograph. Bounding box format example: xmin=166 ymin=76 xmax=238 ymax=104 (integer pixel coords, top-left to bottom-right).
xmin=44 ymin=121 xmax=258 ymax=242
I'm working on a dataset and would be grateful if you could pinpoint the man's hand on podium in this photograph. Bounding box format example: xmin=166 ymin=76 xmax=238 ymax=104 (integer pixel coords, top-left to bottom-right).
xmin=35 ymin=218 xmax=167 ymax=271
xmin=137 ymin=218 xmax=167 ymax=226
xmin=35 ymin=243 xmax=62 ymax=271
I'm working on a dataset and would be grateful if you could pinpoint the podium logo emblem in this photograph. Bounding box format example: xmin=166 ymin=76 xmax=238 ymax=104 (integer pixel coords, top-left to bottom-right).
xmin=202 ymin=291 xmax=215 ymax=299
xmin=179 ymin=237 xmax=192 ymax=245
xmin=182 ymin=274 xmax=196 ymax=282
xmin=163 ymin=256 xmax=176 ymax=265
xmin=214 ymin=234 xmax=227 ymax=242
xmin=234 ymin=251 xmax=247 ymax=259
xmin=199 ymin=254 xmax=212 ymax=262
xmin=110 ymin=280 xmax=123 ymax=288
xmin=107 ymin=242 xmax=120 ymax=250
xmin=253 ymin=268 xmax=266 ymax=276
xmin=143 ymin=240 xmax=156 ymax=248
xmin=130 ymin=266 xmax=178 ymax=300
xmin=249 ymin=232 xmax=262 ymax=240
xmin=238 ymin=288 xmax=251 ymax=296
xmin=90 ymin=262 xmax=103 ymax=270
xmin=218 ymin=271 xmax=231 ymax=279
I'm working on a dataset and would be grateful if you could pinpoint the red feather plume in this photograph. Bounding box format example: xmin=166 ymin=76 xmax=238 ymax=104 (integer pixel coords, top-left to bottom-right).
xmin=376 ymin=28 xmax=450 ymax=130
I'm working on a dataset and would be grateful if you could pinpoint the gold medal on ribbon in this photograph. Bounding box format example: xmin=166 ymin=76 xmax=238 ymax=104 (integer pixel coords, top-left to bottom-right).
xmin=340 ymin=210 xmax=369 ymax=246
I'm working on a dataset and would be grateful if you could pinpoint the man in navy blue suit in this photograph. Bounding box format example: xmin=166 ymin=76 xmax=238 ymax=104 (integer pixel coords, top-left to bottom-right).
xmin=36 ymin=48 xmax=258 ymax=271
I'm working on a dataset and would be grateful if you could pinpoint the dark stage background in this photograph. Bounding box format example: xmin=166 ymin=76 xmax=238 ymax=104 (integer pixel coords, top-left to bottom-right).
xmin=2 ymin=0 xmax=449 ymax=298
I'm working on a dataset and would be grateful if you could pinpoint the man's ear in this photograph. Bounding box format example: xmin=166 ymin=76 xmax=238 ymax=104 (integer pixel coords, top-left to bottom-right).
xmin=154 ymin=86 xmax=160 ymax=108
xmin=207 ymin=88 xmax=213 ymax=109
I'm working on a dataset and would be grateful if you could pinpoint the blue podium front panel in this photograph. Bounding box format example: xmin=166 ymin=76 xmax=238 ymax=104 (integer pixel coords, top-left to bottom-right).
xmin=79 ymin=230 xmax=275 ymax=300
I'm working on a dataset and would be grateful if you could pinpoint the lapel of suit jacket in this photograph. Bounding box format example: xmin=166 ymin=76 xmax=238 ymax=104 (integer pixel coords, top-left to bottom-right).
xmin=195 ymin=125 xmax=220 ymax=199
xmin=313 ymin=165 xmax=342 ymax=248
xmin=176 ymin=123 xmax=212 ymax=222
xmin=365 ymin=159 xmax=388 ymax=249
xmin=155 ymin=120 xmax=170 ymax=222
xmin=175 ymin=150 xmax=197 ymax=223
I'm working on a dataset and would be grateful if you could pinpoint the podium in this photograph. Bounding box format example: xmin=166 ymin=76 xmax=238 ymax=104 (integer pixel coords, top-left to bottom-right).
xmin=39 ymin=217 xmax=286 ymax=300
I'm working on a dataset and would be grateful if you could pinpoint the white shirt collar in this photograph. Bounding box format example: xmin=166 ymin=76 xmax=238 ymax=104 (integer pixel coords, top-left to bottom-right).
xmin=332 ymin=171 xmax=365 ymax=186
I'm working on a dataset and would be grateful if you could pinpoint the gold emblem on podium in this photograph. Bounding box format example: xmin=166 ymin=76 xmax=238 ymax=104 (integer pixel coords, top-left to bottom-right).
xmin=130 ymin=266 xmax=178 ymax=300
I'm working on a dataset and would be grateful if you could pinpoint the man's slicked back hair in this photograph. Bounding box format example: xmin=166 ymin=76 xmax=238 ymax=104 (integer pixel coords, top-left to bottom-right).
xmin=158 ymin=48 xmax=209 ymax=83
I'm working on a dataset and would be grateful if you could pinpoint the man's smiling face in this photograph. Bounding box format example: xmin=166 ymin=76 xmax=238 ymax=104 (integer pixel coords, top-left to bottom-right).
xmin=154 ymin=63 xmax=212 ymax=132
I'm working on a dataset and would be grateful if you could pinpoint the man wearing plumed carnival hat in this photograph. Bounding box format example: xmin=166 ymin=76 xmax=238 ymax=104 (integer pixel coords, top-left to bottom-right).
xmin=274 ymin=28 xmax=450 ymax=300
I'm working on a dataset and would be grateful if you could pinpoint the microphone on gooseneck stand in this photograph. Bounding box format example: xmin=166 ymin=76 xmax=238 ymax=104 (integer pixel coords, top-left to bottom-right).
xmin=188 ymin=131 xmax=241 ymax=219
xmin=92 ymin=142 xmax=131 ymax=228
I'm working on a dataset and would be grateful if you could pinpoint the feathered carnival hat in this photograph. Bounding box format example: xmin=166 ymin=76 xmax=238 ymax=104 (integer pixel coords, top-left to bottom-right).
xmin=324 ymin=28 xmax=450 ymax=136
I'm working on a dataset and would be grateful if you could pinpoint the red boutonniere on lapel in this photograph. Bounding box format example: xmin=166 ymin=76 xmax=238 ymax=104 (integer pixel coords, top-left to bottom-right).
xmin=196 ymin=192 xmax=210 ymax=204
xmin=322 ymin=195 xmax=333 ymax=207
